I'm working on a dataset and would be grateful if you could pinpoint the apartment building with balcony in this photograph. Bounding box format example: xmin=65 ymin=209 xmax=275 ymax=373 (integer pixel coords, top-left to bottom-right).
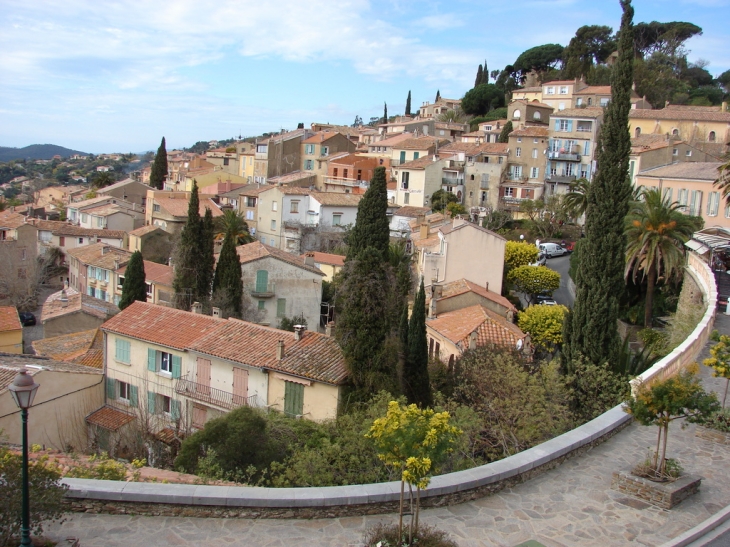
xmin=545 ymin=108 xmax=603 ymax=196
xmin=253 ymin=128 xmax=311 ymax=184
xmin=301 ymin=131 xmax=356 ymax=189
xmin=324 ymin=154 xmax=388 ymax=193
xmin=66 ymin=242 xmax=132 ymax=304
xmin=235 ymin=241 xmax=324 ymax=330
xmin=501 ymin=127 xmax=549 ymax=211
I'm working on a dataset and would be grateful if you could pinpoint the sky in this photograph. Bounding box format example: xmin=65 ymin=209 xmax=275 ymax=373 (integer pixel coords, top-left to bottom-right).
xmin=1 ymin=0 xmax=729 ymax=154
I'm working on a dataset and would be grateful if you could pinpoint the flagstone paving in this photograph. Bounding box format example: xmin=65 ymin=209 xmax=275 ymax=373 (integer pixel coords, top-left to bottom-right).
xmin=45 ymin=314 xmax=730 ymax=546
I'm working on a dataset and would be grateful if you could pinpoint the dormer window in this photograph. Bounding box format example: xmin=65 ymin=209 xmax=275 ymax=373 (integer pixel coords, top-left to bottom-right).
xmin=512 ymin=109 xmax=521 ymax=120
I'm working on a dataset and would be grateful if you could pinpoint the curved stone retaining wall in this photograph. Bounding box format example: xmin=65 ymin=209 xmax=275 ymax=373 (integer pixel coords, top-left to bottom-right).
xmin=63 ymin=252 xmax=717 ymax=518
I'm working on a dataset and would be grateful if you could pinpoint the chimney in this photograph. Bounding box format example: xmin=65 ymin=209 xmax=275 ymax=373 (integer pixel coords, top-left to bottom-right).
xmin=277 ymin=340 xmax=285 ymax=360
xmin=428 ymin=296 xmax=437 ymax=319
xmin=325 ymin=321 xmax=334 ymax=337
xmin=485 ymin=281 xmax=489 ymax=292
xmin=304 ymin=252 xmax=315 ymax=267
xmin=60 ymin=289 xmax=69 ymax=308
xmin=191 ymin=301 xmax=202 ymax=314
xmin=212 ymin=307 xmax=221 ymax=318
xmin=419 ymin=222 xmax=429 ymax=240
xmin=293 ymin=325 xmax=305 ymax=341
xmin=469 ymin=331 xmax=478 ymax=350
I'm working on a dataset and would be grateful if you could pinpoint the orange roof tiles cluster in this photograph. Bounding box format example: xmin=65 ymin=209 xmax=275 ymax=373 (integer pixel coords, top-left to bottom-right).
xmin=235 ymin=241 xmax=324 ymax=276
xmin=41 ymin=288 xmax=120 ymax=323
xmin=32 ymin=328 xmax=104 ymax=369
xmin=431 ymin=279 xmax=516 ymax=313
xmin=301 ymin=251 xmax=345 ymax=267
xmin=117 ymin=260 xmax=173 ymax=286
xmin=155 ymin=196 xmax=223 ymax=219
xmin=0 ymin=307 xmax=22 ymax=332
xmin=427 ymin=305 xmax=525 ymax=349
xmin=66 ymin=242 xmax=132 ymax=269
xmin=86 ymin=406 xmax=135 ymax=431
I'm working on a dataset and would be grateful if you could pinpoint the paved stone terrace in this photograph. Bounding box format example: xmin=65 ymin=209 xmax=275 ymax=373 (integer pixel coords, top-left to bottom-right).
xmin=45 ymin=315 xmax=730 ymax=547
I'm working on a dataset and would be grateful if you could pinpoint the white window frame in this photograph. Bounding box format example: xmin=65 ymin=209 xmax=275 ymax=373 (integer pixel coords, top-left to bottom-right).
xmin=159 ymin=351 xmax=173 ymax=374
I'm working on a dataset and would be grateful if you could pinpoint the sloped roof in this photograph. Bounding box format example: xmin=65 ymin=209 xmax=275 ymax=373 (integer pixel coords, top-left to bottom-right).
xmin=637 ymin=162 xmax=723 ymax=181
xmin=433 ymin=279 xmax=516 ymax=313
xmin=0 ymin=211 xmax=29 ymax=229
xmin=301 ymin=251 xmax=345 ymax=267
xmin=550 ymin=107 xmax=604 ymax=119
xmin=0 ymin=353 xmax=102 ymax=394
xmin=155 ymin=196 xmax=223 ymax=219
xmin=427 ymin=305 xmax=525 ymax=349
xmin=369 ymin=133 xmax=413 ymax=148
xmin=392 ymin=206 xmax=432 ymax=218
xmin=41 ymin=287 xmax=120 ymax=323
xmin=101 ymin=301 xmax=224 ymax=351
xmin=396 ymin=137 xmax=450 ymax=150
xmin=128 ymin=225 xmax=162 ymax=237
xmin=509 ymin=127 xmax=550 ymax=138
xmin=117 ymin=260 xmax=173 ymax=286
xmin=0 ymin=307 xmax=22 ymax=332
xmin=86 ymin=406 xmax=135 ymax=431
xmin=629 ymin=108 xmax=730 ymax=123
xmin=49 ymin=224 xmax=127 ymax=239
xmin=302 ymin=131 xmax=342 ymax=144
xmin=309 ymin=191 xmax=362 ymax=207
xmin=32 ymin=328 xmax=103 ymax=369
xmin=399 ymin=155 xmax=441 ymax=170
xmin=235 ymin=241 xmax=324 ymax=276
xmin=574 ymin=86 xmax=612 ymax=95
xmin=66 ymin=242 xmax=132 ymax=269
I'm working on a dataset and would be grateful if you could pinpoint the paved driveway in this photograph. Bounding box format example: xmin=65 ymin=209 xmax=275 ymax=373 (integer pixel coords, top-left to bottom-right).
xmin=21 ymin=286 xmax=57 ymax=353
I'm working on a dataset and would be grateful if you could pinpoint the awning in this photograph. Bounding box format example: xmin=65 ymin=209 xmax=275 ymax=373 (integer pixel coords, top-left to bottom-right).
xmin=685 ymin=239 xmax=709 ymax=255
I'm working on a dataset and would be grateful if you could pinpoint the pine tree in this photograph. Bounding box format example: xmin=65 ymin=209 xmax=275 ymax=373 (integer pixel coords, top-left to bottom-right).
xmin=149 ymin=137 xmax=168 ymax=190
xmin=119 ymin=251 xmax=146 ymax=310
xmin=435 ymin=90 xmax=441 ymax=102
xmin=383 ymin=102 xmax=388 ymax=123
xmin=475 ymin=64 xmax=484 ymax=88
xmin=563 ymin=0 xmax=635 ymax=369
xmin=405 ymin=91 xmax=412 ymax=117
xmin=172 ymin=180 xmax=202 ymax=310
xmin=346 ymin=167 xmax=390 ymax=261
xmin=498 ymin=121 xmax=513 ymax=143
xmin=197 ymin=208 xmax=215 ymax=303
xmin=212 ymin=231 xmax=243 ymax=318
xmin=403 ymin=280 xmax=432 ymax=407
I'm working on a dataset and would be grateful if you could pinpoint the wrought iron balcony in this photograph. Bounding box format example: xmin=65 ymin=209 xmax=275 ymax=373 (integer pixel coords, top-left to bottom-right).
xmin=548 ymin=151 xmax=581 ymax=162
xmin=248 ymin=282 xmax=276 ymax=298
xmin=545 ymin=173 xmax=577 ymax=184
xmin=175 ymin=376 xmax=258 ymax=411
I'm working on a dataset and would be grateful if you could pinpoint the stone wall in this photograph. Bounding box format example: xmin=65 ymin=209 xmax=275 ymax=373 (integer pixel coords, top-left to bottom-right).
xmin=611 ymin=471 xmax=701 ymax=510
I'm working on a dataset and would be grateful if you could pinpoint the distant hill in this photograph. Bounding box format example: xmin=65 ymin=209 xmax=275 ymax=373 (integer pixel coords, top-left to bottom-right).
xmin=0 ymin=144 xmax=89 ymax=162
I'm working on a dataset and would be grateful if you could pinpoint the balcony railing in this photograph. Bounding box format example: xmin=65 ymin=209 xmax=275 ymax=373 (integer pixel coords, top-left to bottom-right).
xmin=548 ymin=151 xmax=581 ymax=162
xmin=545 ymin=173 xmax=577 ymax=184
xmin=248 ymin=282 xmax=276 ymax=298
xmin=175 ymin=376 xmax=258 ymax=411
xmin=442 ymin=178 xmax=465 ymax=186
xmin=325 ymin=177 xmax=361 ymax=187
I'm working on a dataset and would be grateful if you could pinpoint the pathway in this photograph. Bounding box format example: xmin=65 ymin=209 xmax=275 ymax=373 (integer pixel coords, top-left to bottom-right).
xmin=45 ymin=315 xmax=730 ymax=547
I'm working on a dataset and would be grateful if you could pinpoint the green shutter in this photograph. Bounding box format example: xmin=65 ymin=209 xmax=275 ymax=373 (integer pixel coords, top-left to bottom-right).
xmin=147 ymin=391 xmax=156 ymax=414
xmin=106 ymin=377 xmax=116 ymax=399
xmin=413 ymin=152 xmax=419 ymax=160
xmin=256 ymin=270 xmax=268 ymax=293
xmin=567 ymin=120 xmax=573 ymax=132
xmin=115 ymin=339 xmax=123 ymax=361
xmin=129 ymin=385 xmax=138 ymax=408
xmin=147 ymin=348 xmax=157 ymax=372
xmin=171 ymin=399 xmax=181 ymax=421
xmin=277 ymin=298 xmax=286 ymax=318
xmin=172 ymin=355 xmax=182 ymax=379
xmin=554 ymin=119 xmax=560 ymax=131
xmin=284 ymin=381 xmax=304 ymax=416
xmin=399 ymin=151 xmax=406 ymax=163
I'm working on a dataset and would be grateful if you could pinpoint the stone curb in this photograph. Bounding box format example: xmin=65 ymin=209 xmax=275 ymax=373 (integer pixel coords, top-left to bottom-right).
xmin=659 ymin=504 xmax=730 ymax=547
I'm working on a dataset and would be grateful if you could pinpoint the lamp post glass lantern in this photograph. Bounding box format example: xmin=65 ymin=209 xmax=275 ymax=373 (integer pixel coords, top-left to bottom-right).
xmin=9 ymin=369 xmax=40 ymax=547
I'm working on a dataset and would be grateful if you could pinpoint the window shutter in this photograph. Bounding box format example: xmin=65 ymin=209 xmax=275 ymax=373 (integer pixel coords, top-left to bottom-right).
xmin=147 ymin=391 xmax=156 ymax=414
xmin=147 ymin=348 xmax=157 ymax=372
xmin=106 ymin=378 xmax=116 ymax=399
xmin=115 ymin=339 xmax=123 ymax=361
xmin=554 ymin=120 xmax=560 ymax=131
xmin=172 ymin=355 xmax=182 ymax=379
xmin=277 ymin=298 xmax=286 ymax=317
xmin=171 ymin=399 xmax=181 ymax=421
xmin=130 ymin=385 xmax=138 ymax=407
xmin=256 ymin=270 xmax=268 ymax=293
xmin=567 ymin=120 xmax=573 ymax=132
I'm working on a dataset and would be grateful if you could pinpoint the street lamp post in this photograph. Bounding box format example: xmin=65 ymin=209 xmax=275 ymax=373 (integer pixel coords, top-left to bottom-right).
xmin=9 ymin=369 xmax=40 ymax=547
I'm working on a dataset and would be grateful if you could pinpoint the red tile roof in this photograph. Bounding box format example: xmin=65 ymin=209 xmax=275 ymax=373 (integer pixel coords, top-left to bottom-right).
xmin=235 ymin=242 xmax=324 ymax=276
xmin=41 ymin=288 xmax=120 ymax=323
xmin=32 ymin=328 xmax=101 ymax=366
xmin=66 ymin=242 xmax=132 ymax=270
xmin=427 ymin=305 xmax=525 ymax=350
xmin=117 ymin=260 xmax=173 ymax=286
xmin=155 ymin=196 xmax=223 ymax=219
xmin=101 ymin=301 xmax=224 ymax=351
xmin=86 ymin=406 xmax=135 ymax=431
xmin=629 ymin=108 xmax=730 ymax=123
xmin=433 ymin=279 xmax=516 ymax=313
xmin=0 ymin=307 xmax=22 ymax=333
xmin=301 ymin=251 xmax=345 ymax=267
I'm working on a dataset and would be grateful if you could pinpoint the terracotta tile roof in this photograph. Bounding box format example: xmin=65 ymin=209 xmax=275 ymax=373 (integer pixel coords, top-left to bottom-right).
xmin=68 ymin=195 xmax=114 ymax=209
xmin=370 ymin=133 xmax=414 ymax=148
xmin=440 ymin=142 xmax=474 ymax=152
xmin=86 ymin=406 xmax=135 ymax=431
xmin=190 ymin=320 xmax=348 ymax=385
xmin=574 ymin=86 xmax=612 ymax=95
xmin=277 ymin=185 xmax=311 ymax=195
xmin=637 ymin=162 xmax=723 ymax=181
xmin=48 ymin=225 xmax=127 ymax=239
xmin=465 ymin=143 xmax=509 ymax=156
xmin=396 ymin=137 xmax=450 ymax=150
xmin=155 ymin=196 xmax=223 ymax=219
xmin=96 ymin=178 xmax=149 ymax=193
xmin=129 ymin=225 xmax=162 ymax=237
xmin=101 ymin=301 xmax=224 ymax=351
xmin=551 ymin=107 xmax=604 ymax=119
xmin=543 ymin=80 xmax=579 ymax=85
xmin=156 ymin=427 xmax=178 ymax=444
xmin=117 ymin=260 xmax=173 ymax=286
xmin=516 ymin=86 xmax=542 ymax=93
xmin=629 ymin=108 xmax=730 ymax=123
xmin=309 ymin=191 xmax=362 ymax=207
xmin=0 ymin=353 xmax=102 ymax=394
xmin=268 ymin=171 xmax=316 ymax=185
xmin=0 ymin=307 xmax=22 ymax=332
xmin=511 ymin=98 xmax=554 ymax=109
xmin=393 ymin=206 xmax=432 ymax=218
xmin=238 ymin=184 xmax=272 ymax=197
xmin=235 ymin=241 xmax=324 ymax=276
xmin=427 ymin=305 xmax=525 ymax=350
xmin=399 ymin=155 xmax=441 ymax=169
xmin=433 ymin=279 xmax=516 ymax=313
xmin=439 ymin=218 xmax=506 ymax=241
xmin=664 ymin=104 xmax=724 ymax=112
xmin=66 ymin=242 xmax=132 ymax=269
xmin=631 ymin=134 xmax=672 ymax=153
xmin=29 ymin=219 xmax=70 ymax=232
xmin=509 ymin=127 xmax=550 ymax=138
xmin=0 ymin=211 xmax=29 ymax=229
xmin=301 ymin=251 xmax=345 ymax=267
xmin=79 ymin=203 xmax=128 ymax=217
xmin=302 ymin=131 xmax=341 ymax=144
xmin=32 ymin=328 xmax=99 ymax=364
xmin=41 ymin=287 xmax=120 ymax=323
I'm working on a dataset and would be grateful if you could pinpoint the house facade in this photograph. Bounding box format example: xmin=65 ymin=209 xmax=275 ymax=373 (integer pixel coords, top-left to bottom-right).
xmin=66 ymin=243 xmax=132 ymax=301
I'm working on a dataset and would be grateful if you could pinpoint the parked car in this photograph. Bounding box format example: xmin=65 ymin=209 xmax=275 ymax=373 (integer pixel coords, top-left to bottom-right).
xmin=530 ymin=252 xmax=547 ymax=267
xmin=19 ymin=312 xmax=36 ymax=326
xmin=539 ymin=242 xmax=568 ymax=258
xmin=563 ymin=241 xmax=576 ymax=253
xmin=538 ymin=299 xmax=558 ymax=306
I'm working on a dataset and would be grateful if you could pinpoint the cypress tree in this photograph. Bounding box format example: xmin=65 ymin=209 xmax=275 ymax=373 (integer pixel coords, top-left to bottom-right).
xmin=475 ymin=64 xmax=484 ymax=88
xmin=346 ymin=166 xmax=390 ymax=261
xmin=197 ymin=207 xmax=215 ymax=303
xmin=172 ymin=180 xmax=202 ymax=310
xmin=483 ymin=59 xmax=489 ymax=84
xmin=403 ymin=280 xmax=432 ymax=407
xmin=383 ymin=102 xmax=388 ymax=123
xmin=119 ymin=251 xmax=146 ymax=310
xmin=498 ymin=121 xmax=513 ymax=143
xmin=563 ymin=0 xmax=635 ymax=369
xmin=405 ymin=91 xmax=412 ymax=117
xmin=212 ymin=231 xmax=243 ymax=318
xmin=399 ymin=302 xmax=409 ymax=357
xmin=435 ymin=90 xmax=441 ymax=102
xmin=150 ymin=137 xmax=168 ymax=190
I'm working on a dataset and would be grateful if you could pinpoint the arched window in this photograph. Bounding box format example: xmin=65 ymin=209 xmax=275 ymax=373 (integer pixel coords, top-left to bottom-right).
xmin=635 ymin=127 xmax=641 ymax=137
xmin=672 ymin=128 xmax=679 ymax=136
xmin=512 ymin=109 xmax=521 ymax=120
xmin=533 ymin=111 xmax=541 ymax=120
xmin=709 ymin=131 xmax=716 ymax=142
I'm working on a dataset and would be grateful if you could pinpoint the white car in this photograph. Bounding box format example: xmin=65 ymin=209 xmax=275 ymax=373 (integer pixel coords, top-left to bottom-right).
xmin=530 ymin=252 xmax=547 ymax=267
xmin=539 ymin=242 xmax=568 ymax=258
xmin=538 ymin=299 xmax=558 ymax=306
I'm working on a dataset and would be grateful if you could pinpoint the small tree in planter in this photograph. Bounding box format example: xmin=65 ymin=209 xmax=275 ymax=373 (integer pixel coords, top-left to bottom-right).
xmin=366 ymin=402 xmax=461 ymax=545
xmin=625 ymin=366 xmax=719 ymax=479
xmin=704 ymin=332 xmax=730 ymax=407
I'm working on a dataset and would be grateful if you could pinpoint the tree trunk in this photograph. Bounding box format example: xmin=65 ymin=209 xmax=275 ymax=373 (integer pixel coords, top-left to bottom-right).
xmin=723 ymin=378 xmax=729 ymax=408
xmin=408 ymin=483 xmax=414 ymax=545
xmin=398 ymin=475 xmax=404 ymax=539
xmin=653 ymin=423 xmax=662 ymax=472
xmin=644 ymin=266 xmax=656 ymax=328
xmin=415 ymin=486 xmax=421 ymax=537
xmin=660 ymin=419 xmax=670 ymax=476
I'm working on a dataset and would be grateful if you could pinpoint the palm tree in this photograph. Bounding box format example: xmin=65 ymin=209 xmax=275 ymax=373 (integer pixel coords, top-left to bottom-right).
xmin=436 ymin=108 xmax=467 ymax=123
xmin=214 ymin=209 xmax=254 ymax=245
xmin=563 ymin=178 xmax=590 ymax=221
xmin=713 ymin=158 xmax=730 ymax=204
xmin=624 ymin=188 xmax=702 ymax=328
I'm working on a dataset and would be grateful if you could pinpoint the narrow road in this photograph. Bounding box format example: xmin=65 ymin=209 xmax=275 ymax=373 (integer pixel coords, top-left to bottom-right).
xmin=546 ymin=254 xmax=574 ymax=308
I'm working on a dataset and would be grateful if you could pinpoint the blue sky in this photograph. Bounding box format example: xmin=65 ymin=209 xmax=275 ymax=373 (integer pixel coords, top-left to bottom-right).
xmin=1 ymin=0 xmax=729 ymax=154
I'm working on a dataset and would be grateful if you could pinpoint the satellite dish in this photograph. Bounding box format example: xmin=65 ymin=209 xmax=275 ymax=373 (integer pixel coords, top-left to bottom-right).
xmin=516 ymin=339 xmax=524 ymax=350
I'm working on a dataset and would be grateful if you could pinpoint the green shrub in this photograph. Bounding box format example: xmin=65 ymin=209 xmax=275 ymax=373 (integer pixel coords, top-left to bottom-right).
xmin=65 ymin=452 xmax=127 ymax=481
xmin=0 ymin=447 xmax=68 ymax=546
xmin=362 ymin=523 xmax=459 ymax=547
xmin=699 ymin=408 xmax=730 ymax=433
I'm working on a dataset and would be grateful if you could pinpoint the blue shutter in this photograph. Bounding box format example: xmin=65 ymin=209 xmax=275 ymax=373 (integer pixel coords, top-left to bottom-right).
xmin=130 ymin=385 xmax=138 ymax=408
xmin=567 ymin=120 xmax=573 ymax=132
xmin=106 ymin=377 xmax=116 ymax=399
xmin=554 ymin=119 xmax=560 ymax=131
xmin=147 ymin=348 xmax=157 ymax=372
xmin=171 ymin=355 xmax=182 ymax=379
xmin=171 ymin=399 xmax=181 ymax=421
xmin=147 ymin=391 xmax=156 ymax=414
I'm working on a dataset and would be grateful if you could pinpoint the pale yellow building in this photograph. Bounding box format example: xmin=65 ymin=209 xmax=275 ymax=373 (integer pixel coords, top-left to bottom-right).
xmin=629 ymin=105 xmax=730 ymax=149
xmin=0 ymin=306 xmax=23 ymax=354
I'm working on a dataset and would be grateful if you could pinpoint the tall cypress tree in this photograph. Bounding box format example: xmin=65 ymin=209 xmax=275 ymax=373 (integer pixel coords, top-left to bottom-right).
xmin=119 ymin=251 xmax=146 ymax=310
xmin=563 ymin=0 xmax=635 ymax=369
xmin=498 ymin=121 xmax=513 ymax=143
xmin=383 ymin=102 xmax=388 ymax=123
xmin=346 ymin=166 xmax=390 ymax=261
xmin=483 ymin=59 xmax=489 ymax=84
xmin=475 ymin=64 xmax=484 ymax=88
xmin=197 ymin=207 xmax=215 ymax=303
xmin=212 ymin=231 xmax=243 ymax=318
xmin=172 ymin=180 xmax=202 ymax=310
xmin=403 ymin=280 xmax=432 ymax=407
xmin=435 ymin=90 xmax=441 ymax=102
xmin=405 ymin=91 xmax=412 ymax=117
xmin=150 ymin=137 xmax=168 ymax=190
